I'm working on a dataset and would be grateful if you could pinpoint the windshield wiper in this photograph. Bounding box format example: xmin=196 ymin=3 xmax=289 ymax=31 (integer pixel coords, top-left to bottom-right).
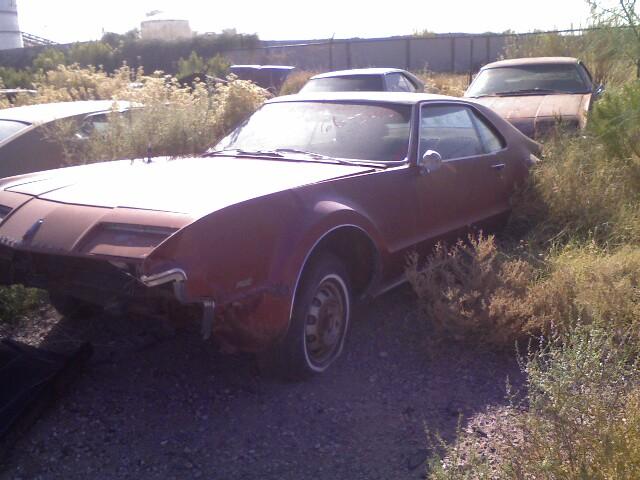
xmin=204 ymin=148 xmax=287 ymax=157
xmin=205 ymin=147 xmax=385 ymax=168
xmin=490 ymin=88 xmax=567 ymax=96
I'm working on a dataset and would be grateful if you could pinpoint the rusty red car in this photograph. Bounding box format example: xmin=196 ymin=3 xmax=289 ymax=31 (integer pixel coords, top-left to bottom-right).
xmin=465 ymin=57 xmax=603 ymax=139
xmin=0 ymin=92 xmax=539 ymax=379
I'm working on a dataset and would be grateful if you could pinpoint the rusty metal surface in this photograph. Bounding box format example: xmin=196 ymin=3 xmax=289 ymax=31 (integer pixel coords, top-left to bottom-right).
xmin=0 ymin=94 xmax=538 ymax=352
xmin=472 ymin=93 xmax=591 ymax=138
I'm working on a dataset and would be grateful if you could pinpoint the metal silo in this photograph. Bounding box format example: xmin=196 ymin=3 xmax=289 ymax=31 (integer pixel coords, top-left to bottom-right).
xmin=0 ymin=0 xmax=23 ymax=50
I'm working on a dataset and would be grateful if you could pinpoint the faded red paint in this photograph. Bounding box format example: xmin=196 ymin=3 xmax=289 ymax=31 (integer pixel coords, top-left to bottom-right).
xmin=0 ymin=94 xmax=539 ymax=352
xmin=466 ymin=57 xmax=597 ymax=139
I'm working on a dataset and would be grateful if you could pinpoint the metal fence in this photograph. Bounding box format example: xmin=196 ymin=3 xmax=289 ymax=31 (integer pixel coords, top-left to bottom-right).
xmin=221 ymin=28 xmax=598 ymax=73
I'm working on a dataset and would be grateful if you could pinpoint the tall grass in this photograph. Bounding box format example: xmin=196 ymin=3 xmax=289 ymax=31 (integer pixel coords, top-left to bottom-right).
xmin=503 ymin=27 xmax=636 ymax=86
xmin=38 ymin=67 xmax=269 ymax=163
xmin=415 ymin=72 xmax=469 ymax=97
xmin=413 ymin=76 xmax=640 ymax=479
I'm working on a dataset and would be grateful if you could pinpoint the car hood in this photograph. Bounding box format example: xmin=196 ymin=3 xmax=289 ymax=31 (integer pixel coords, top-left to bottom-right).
xmin=1 ymin=156 xmax=374 ymax=217
xmin=472 ymin=93 xmax=591 ymax=120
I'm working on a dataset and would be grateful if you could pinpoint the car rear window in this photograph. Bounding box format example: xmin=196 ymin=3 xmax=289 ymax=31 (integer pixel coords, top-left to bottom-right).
xmin=0 ymin=120 xmax=29 ymax=143
xmin=300 ymin=75 xmax=385 ymax=93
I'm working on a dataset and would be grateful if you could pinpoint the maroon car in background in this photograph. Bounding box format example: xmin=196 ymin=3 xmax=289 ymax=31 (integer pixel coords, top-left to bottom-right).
xmin=465 ymin=57 xmax=603 ymax=139
xmin=0 ymin=92 xmax=539 ymax=379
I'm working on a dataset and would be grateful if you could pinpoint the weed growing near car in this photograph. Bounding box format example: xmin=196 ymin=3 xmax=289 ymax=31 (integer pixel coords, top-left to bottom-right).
xmin=38 ymin=67 xmax=269 ymax=162
xmin=416 ymin=76 xmax=640 ymax=480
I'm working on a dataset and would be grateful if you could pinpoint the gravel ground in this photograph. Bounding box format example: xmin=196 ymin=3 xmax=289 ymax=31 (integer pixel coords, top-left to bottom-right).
xmin=0 ymin=286 xmax=522 ymax=480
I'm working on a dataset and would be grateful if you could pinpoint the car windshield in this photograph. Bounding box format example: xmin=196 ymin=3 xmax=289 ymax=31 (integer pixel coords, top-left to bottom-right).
xmin=214 ymin=101 xmax=412 ymax=162
xmin=466 ymin=64 xmax=591 ymax=97
xmin=0 ymin=120 xmax=29 ymax=142
xmin=300 ymin=76 xmax=385 ymax=93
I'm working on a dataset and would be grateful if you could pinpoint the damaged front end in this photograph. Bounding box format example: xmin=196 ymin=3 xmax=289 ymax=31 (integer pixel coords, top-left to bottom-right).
xmin=0 ymin=193 xmax=207 ymax=327
xmin=0 ymin=192 xmax=290 ymax=352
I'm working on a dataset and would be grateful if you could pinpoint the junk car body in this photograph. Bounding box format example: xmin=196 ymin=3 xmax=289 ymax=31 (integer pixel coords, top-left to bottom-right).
xmin=0 ymin=92 xmax=539 ymax=378
xmin=465 ymin=57 xmax=602 ymax=139
xmin=300 ymin=68 xmax=425 ymax=94
xmin=229 ymin=65 xmax=295 ymax=93
xmin=0 ymin=100 xmax=132 ymax=179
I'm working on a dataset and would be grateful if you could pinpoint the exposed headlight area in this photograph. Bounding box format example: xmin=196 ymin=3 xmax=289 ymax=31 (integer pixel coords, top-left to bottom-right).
xmin=535 ymin=117 xmax=580 ymax=139
xmin=0 ymin=205 xmax=12 ymax=224
xmin=79 ymin=222 xmax=178 ymax=258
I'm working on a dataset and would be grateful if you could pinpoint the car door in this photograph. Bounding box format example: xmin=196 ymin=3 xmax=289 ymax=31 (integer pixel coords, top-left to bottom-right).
xmin=413 ymin=102 xmax=507 ymax=255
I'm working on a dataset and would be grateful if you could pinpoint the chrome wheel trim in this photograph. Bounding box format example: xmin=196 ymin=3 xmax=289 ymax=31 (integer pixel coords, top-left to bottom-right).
xmin=302 ymin=274 xmax=350 ymax=372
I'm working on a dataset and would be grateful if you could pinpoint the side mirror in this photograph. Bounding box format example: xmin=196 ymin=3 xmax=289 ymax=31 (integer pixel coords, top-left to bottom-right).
xmin=594 ymin=84 xmax=605 ymax=100
xmin=418 ymin=150 xmax=442 ymax=175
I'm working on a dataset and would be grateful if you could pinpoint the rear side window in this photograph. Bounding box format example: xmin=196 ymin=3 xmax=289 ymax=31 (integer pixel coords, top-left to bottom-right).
xmin=386 ymin=73 xmax=414 ymax=92
xmin=0 ymin=120 xmax=29 ymax=143
xmin=420 ymin=105 xmax=484 ymax=160
xmin=300 ymin=75 xmax=384 ymax=93
xmin=470 ymin=112 xmax=505 ymax=153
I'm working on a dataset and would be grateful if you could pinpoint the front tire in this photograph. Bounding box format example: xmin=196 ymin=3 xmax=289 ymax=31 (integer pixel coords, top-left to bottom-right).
xmin=259 ymin=253 xmax=351 ymax=380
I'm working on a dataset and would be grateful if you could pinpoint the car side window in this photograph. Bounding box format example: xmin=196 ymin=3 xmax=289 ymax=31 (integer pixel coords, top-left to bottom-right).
xmin=387 ymin=73 xmax=412 ymax=92
xmin=469 ymin=111 xmax=505 ymax=153
xmin=419 ymin=104 xmax=484 ymax=160
xmin=401 ymin=74 xmax=418 ymax=92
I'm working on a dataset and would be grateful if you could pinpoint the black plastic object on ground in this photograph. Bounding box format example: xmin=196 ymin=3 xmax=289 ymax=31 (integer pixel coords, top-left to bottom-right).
xmin=0 ymin=339 xmax=92 ymax=454
xmin=229 ymin=65 xmax=295 ymax=93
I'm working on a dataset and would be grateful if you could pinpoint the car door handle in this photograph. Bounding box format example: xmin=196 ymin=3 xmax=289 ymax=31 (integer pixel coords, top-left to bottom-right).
xmin=490 ymin=163 xmax=506 ymax=171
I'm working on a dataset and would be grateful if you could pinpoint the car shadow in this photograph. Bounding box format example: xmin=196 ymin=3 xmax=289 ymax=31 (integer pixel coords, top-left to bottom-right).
xmin=1 ymin=285 xmax=524 ymax=480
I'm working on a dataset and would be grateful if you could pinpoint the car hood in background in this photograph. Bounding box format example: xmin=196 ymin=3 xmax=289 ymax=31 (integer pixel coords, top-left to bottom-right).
xmin=471 ymin=93 xmax=591 ymax=138
xmin=472 ymin=93 xmax=591 ymax=121
xmin=2 ymin=156 xmax=374 ymax=218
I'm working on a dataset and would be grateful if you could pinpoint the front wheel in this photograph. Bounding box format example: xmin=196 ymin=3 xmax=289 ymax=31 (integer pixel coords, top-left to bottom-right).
xmin=259 ymin=253 xmax=351 ymax=380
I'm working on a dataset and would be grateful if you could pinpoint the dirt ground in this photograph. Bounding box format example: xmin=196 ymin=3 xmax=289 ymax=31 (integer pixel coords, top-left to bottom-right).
xmin=0 ymin=286 xmax=522 ymax=480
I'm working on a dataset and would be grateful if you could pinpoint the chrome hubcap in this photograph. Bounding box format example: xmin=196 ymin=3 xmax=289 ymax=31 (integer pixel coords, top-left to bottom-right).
xmin=304 ymin=277 xmax=347 ymax=367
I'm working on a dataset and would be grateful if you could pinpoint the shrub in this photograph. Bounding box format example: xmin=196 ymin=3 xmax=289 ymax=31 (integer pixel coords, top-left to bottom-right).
xmin=414 ymin=71 xmax=469 ymax=97
xmin=177 ymin=52 xmax=230 ymax=80
xmin=26 ymin=64 xmax=134 ymax=104
xmin=511 ymin=131 xmax=640 ymax=247
xmin=68 ymin=41 xmax=117 ymax=71
xmin=428 ymin=327 xmax=640 ymax=479
xmin=32 ymin=48 xmax=67 ymax=72
xmin=406 ymin=234 xmax=534 ymax=346
xmin=409 ymin=233 xmax=640 ymax=345
xmin=0 ymin=286 xmax=42 ymax=324
xmin=505 ymin=326 xmax=640 ymax=478
xmin=524 ymin=246 xmax=640 ymax=343
xmin=41 ymin=71 xmax=269 ymax=164
xmin=590 ymin=81 xmax=640 ymax=160
xmin=278 ymin=70 xmax=316 ymax=95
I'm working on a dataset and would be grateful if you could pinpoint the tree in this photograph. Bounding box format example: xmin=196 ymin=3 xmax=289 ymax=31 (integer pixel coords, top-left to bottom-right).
xmin=587 ymin=0 xmax=640 ymax=76
xmin=32 ymin=48 xmax=67 ymax=72
xmin=177 ymin=51 xmax=230 ymax=79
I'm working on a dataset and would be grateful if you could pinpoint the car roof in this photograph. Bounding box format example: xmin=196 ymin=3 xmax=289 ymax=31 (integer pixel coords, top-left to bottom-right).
xmin=268 ymin=91 xmax=458 ymax=105
xmin=480 ymin=56 xmax=580 ymax=70
xmin=0 ymin=100 xmax=132 ymax=125
xmin=310 ymin=68 xmax=412 ymax=79
xmin=230 ymin=65 xmax=296 ymax=71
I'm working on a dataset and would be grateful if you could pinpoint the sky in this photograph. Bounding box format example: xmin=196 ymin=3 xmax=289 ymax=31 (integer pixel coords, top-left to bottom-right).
xmin=18 ymin=0 xmax=595 ymax=44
